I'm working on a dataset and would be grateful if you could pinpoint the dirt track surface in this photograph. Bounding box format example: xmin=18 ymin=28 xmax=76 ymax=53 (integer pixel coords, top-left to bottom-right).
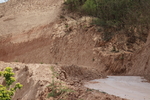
xmin=85 ymin=76 xmax=150 ymax=100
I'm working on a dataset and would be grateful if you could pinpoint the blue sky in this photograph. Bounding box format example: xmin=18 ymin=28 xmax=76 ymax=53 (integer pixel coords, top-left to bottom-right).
xmin=0 ymin=0 xmax=8 ymax=3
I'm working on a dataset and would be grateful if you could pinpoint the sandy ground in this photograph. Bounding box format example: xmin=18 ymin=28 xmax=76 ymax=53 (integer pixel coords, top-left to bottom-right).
xmin=85 ymin=76 xmax=150 ymax=100
xmin=0 ymin=0 xmax=63 ymax=38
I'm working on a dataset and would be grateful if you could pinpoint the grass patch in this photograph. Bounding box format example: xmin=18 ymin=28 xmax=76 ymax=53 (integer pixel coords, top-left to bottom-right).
xmin=47 ymin=66 xmax=74 ymax=99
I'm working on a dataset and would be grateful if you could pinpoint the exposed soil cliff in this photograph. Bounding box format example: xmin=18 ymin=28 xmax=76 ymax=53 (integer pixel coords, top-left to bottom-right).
xmin=127 ymin=34 xmax=150 ymax=80
xmin=0 ymin=14 xmax=149 ymax=79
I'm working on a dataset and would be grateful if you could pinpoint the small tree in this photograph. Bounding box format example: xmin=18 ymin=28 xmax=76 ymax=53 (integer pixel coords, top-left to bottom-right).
xmin=0 ymin=67 xmax=23 ymax=100
xmin=47 ymin=66 xmax=74 ymax=99
xmin=82 ymin=0 xmax=97 ymax=16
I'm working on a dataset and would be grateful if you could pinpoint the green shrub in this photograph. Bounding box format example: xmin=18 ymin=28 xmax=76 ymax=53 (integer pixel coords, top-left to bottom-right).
xmin=82 ymin=0 xmax=97 ymax=16
xmin=0 ymin=67 xmax=23 ymax=100
xmin=83 ymin=0 xmax=150 ymax=28
xmin=64 ymin=0 xmax=150 ymax=41
xmin=65 ymin=0 xmax=150 ymax=27
xmin=47 ymin=66 xmax=74 ymax=99
xmin=64 ymin=0 xmax=87 ymax=11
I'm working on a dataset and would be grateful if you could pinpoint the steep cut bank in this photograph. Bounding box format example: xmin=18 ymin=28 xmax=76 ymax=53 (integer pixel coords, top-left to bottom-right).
xmin=0 ymin=12 xmax=150 ymax=80
xmin=127 ymin=34 xmax=150 ymax=80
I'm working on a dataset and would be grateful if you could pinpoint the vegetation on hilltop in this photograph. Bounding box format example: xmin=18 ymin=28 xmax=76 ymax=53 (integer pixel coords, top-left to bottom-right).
xmin=65 ymin=0 xmax=150 ymax=41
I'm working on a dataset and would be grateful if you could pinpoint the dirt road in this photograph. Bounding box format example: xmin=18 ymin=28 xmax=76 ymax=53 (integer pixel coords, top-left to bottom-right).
xmin=85 ymin=76 xmax=150 ymax=100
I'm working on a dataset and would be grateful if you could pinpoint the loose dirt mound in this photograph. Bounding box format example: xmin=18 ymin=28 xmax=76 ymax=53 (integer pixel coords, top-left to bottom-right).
xmin=53 ymin=64 xmax=106 ymax=86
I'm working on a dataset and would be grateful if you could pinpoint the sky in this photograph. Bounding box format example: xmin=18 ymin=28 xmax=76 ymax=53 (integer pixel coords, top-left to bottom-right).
xmin=0 ymin=0 xmax=8 ymax=3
